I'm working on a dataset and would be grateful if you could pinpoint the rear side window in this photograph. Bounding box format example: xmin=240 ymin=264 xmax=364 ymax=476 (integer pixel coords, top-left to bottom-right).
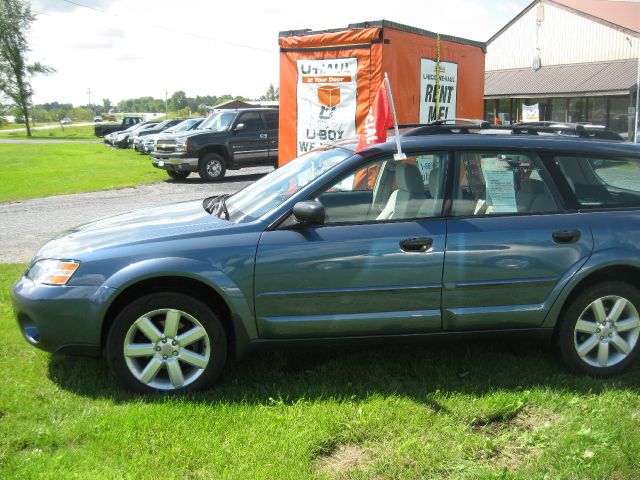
xmin=555 ymin=156 xmax=640 ymax=208
xmin=263 ymin=111 xmax=278 ymax=129
xmin=452 ymin=151 xmax=558 ymax=216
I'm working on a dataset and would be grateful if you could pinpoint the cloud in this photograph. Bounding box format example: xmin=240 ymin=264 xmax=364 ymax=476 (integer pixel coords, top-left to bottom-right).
xmin=67 ymin=39 xmax=114 ymax=49
xmin=31 ymin=0 xmax=110 ymax=14
xmin=117 ymin=52 xmax=143 ymax=62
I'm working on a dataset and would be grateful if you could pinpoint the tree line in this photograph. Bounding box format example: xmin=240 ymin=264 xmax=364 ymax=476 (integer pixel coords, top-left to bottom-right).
xmin=8 ymin=84 xmax=279 ymax=124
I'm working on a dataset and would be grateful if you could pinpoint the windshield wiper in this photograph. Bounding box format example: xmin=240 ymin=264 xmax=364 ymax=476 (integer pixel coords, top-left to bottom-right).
xmin=202 ymin=194 xmax=229 ymax=220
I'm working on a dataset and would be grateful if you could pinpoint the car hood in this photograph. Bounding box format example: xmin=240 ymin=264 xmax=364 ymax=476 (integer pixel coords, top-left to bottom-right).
xmin=34 ymin=200 xmax=230 ymax=260
xmin=174 ymin=129 xmax=218 ymax=141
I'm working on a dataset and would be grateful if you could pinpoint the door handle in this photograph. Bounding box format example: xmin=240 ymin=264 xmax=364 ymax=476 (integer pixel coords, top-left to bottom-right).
xmin=400 ymin=237 xmax=433 ymax=252
xmin=552 ymin=230 xmax=581 ymax=244
xmin=260 ymin=133 xmax=268 ymax=139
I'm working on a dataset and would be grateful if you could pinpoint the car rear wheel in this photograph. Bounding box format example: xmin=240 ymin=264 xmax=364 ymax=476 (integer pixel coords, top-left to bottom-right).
xmin=558 ymin=281 xmax=640 ymax=376
xmin=106 ymin=292 xmax=227 ymax=393
xmin=167 ymin=170 xmax=190 ymax=181
xmin=198 ymin=153 xmax=226 ymax=181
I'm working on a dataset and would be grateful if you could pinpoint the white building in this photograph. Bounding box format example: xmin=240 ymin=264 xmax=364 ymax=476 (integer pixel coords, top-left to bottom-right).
xmin=485 ymin=0 xmax=639 ymax=138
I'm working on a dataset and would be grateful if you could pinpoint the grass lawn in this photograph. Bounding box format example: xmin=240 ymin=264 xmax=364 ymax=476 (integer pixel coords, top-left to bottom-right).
xmin=1 ymin=263 xmax=639 ymax=479
xmin=0 ymin=124 xmax=97 ymax=140
xmin=0 ymin=143 xmax=165 ymax=202
xmin=0 ymin=122 xmax=61 ymax=131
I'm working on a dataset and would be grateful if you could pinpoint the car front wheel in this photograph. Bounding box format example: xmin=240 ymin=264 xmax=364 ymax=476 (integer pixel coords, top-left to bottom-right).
xmin=198 ymin=153 xmax=226 ymax=181
xmin=558 ymin=281 xmax=640 ymax=376
xmin=106 ymin=292 xmax=227 ymax=393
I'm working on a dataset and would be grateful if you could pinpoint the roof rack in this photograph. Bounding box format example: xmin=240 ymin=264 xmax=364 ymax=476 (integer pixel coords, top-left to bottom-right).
xmin=397 ymin=120 xmax=624 ymax=140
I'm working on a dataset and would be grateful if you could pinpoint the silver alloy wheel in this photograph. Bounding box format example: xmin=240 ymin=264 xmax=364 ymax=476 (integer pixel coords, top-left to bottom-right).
xmin=574 ymin=295 xmax=640 ymax=368
xmin=123 ymin=308 xmax=211 ymax=390
xmin=205 ymin=158 xmax=222 ymax=177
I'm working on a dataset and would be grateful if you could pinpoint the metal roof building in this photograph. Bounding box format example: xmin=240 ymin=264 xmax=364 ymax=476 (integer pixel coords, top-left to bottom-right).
xmin=484 ymin=0 xmax=639 ymax=139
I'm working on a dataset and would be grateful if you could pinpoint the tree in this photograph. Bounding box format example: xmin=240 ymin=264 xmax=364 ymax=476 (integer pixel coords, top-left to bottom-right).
xmin=0 ymin=0 xmax=53 ymax=136
xmin=260 ymin=83 xmax=279 ymax=101
xmin=169 ymin=90 xmax=187 ymax=111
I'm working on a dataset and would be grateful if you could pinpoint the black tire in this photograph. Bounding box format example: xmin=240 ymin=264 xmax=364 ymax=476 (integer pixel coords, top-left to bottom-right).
xmin=557 ymin=281 xmax=640 ymax=377
xmin=167 ymin=170 xmax=190 ymax=181
xmin=198 ymin=153 xmax=226 ymax=181
xmin=106 ymin=292 xmax=227 ymax=393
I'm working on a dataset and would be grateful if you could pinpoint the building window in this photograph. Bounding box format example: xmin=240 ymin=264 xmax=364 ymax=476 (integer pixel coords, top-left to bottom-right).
xmin=568 ymin=98 xmax=587 ymax=123
xmin=587 ymin=97 xmax=607 ymax=125
xmin=608 ymin=96 xmax=629 ymax=135
xmin=497 ymin=99 xmax=513 ymax=124
xmin=550 ymin=98 xmax=567 ymax=122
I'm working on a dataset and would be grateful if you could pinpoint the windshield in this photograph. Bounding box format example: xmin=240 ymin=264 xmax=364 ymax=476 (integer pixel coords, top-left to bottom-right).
xmin=200 ymin=111 xmax=236 ymax=132
xmin=153 ymin=120 xmax=173 ymax=130
xmin=224 ymin=146 xmax=352 ymax=223
xmin=172 ymin=118 xmax=200 ymax=132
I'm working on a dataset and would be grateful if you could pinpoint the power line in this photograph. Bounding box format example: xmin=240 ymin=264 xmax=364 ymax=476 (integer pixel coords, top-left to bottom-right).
xmin=57 ymin=0 xmax=277 ymax=54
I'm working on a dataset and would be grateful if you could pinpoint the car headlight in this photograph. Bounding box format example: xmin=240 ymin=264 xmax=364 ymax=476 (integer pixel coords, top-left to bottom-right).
xmin=27 ymin=259 xmax=80 ymax=285
xmin=176 ymin=138 xmax=189 ymax=152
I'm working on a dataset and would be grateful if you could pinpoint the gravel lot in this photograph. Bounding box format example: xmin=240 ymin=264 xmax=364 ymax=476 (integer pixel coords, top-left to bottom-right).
xmin=0 ymin=166 xmax=273 ymax=263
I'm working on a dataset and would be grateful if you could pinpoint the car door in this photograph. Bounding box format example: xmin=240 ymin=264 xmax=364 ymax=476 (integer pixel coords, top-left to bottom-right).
xmin=254 ymin=152 xmax=449 ymax=339
xmin=229 ymin=111 xmax=269 ymax=163
xmin=262 ymin=110 xmax=279 ymax=164
xmin=442 ymin=150 xmax=593 ymax=330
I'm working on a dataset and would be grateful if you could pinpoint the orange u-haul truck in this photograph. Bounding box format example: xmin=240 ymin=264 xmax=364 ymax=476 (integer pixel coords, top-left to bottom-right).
xmin=278 ymin=20 xmax=486 ymax=166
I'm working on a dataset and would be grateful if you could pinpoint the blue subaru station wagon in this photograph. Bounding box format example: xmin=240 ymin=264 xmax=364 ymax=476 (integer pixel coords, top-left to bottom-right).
xmin=12 ymin=122 xmax=640 ymax=393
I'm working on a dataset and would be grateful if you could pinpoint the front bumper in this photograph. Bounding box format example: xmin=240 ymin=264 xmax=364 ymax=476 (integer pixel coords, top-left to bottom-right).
xmin=11 ymin=275 xmax=114 ymax=356
xmin=151 ymin=153 xmax=198 ymax=172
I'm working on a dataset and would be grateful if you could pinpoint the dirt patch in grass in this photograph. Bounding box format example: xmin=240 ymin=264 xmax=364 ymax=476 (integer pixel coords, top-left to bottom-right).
xmin=315 ymin=444 xmax=371 ymax=476
xmin=474 ymin=405 xmax=561 ymax=471
xmin=472 ymin=405 xmax=559 ymax=436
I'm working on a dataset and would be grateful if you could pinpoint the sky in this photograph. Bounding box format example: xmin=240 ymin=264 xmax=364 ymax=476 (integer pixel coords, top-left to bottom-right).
xmin=26 ymin=0 xmax=532 ymax=106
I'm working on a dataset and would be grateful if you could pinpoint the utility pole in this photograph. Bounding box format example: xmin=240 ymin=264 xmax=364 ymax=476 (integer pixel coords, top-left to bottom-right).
xmin=165 ymin=88 xmax=168 ymax=116
xmin=635 ymin=47 xmax=639 ymax=142
xmin=87 ymin=87 xmax=92 ymax=111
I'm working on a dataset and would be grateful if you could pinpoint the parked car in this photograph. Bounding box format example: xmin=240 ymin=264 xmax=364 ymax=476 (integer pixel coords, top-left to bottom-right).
xmin=130 ymin=118 xmax=188 ymax=152
xmin=95 ymin=116 xmax=144 ymax=137
xmin=60 ymin=118 xmax=72 ymax=125
xmin=12 ymin=123 xmax=640 ymax=393
xmin=108 ymin=121 xmax=158 ymax=148
xmin=94 ymin=115 xmax=103 ymax=122
xmin=142 ymin=118 xmax=204 ymax=155
xmin=151 ymin=108 xmax=278 ymax=181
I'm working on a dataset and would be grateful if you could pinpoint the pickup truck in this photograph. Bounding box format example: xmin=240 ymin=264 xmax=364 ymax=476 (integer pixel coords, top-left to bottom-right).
xmin=94 ymin=116 xmax=144 ymax=137
xmin=150 ymin=108 xmax=278 ymax=181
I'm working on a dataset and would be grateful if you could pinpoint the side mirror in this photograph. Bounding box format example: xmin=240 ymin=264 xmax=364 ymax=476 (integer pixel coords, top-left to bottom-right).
xmin=234 ymin=123 xmax=245 ymax=131
xmin=292 ymin=201 xmax=325 ymax=225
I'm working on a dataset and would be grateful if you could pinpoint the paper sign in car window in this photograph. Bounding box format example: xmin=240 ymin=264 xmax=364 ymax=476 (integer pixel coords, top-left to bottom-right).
xmin=416 ymin=155 xmax=437 ymax=186
xmin=481 ymin=157 xmax=517 ymax=213
xmin=484 ymin=169 xmax=517 ymax=212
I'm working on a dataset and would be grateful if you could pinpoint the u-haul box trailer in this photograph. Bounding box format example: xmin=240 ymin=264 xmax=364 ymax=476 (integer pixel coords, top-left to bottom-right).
xmin=278 ymin=20 xmax=486 ymax=165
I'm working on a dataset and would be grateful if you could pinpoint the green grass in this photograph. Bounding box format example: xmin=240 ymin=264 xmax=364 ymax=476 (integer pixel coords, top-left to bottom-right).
xmin=0 ymin=143 xmax=165 ymax=202
xmin=0 ymin=124 xmax=97 ymax=140
xmin=1 ymin=263 xmax=639 ymax=479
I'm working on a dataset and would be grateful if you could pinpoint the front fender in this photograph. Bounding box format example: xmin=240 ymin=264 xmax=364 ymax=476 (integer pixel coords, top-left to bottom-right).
xmin=542 ymin=248 xmax=640 ymax=328
xmin=99 ymin=256 xmax=257 ymax=341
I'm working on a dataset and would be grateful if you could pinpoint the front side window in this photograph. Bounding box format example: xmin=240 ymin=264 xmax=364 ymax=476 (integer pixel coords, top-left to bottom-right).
xmin=235 ymin=112 xmax=263 ymax=132
xmin=316 ymin=152 xmax=448 ymax=223
xmin=555 ymin=156 xmax=640 ymax=208
xmin=452 ymin=151 xmax=558 ymax=216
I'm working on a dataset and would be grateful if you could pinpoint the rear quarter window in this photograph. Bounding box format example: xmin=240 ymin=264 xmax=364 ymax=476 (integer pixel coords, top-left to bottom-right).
xmin=555 ymin=156 xmax=640 ymax=208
